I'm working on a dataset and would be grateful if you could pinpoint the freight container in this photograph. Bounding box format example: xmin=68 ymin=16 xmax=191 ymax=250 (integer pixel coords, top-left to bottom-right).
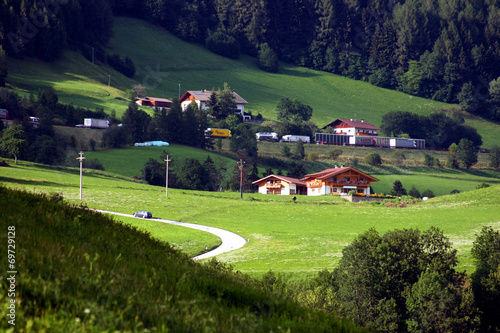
xmin=281 ymin=135 xmax=310 ymax=143
xmin=256 ymin=132 xmax=279 ymax=142
xmin=315 ymin=133 xmax=350 ymax=145
xmin=84 ymin=118 xmax=109 ymax=129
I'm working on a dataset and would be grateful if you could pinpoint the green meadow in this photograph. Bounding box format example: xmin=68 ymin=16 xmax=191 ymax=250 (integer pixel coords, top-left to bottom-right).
xmin=83 ymin=144 xmax=500 ymax=197
xmin=6 ymin=17 xmax=500 ymax=147
xmin=1 ymin=159 xmax=498 ymax=280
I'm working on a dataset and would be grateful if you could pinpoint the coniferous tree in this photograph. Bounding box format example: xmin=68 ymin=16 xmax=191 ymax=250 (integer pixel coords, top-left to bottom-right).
xmin=390 ymin=180 xmax=407 ymax=196
xmin=457 ymin=138 xmax=478 ymax=169
xmin=0 ymin=46 xmax=7 ymax=86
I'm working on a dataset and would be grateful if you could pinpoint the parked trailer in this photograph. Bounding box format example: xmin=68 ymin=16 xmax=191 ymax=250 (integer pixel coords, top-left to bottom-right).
xmin=0 ymin=109 xmax=9 ymax=119
xmin=84 ymin=118 xmax=109 ymax=129
xmin=256 ymin=132 xmax=279 ymax=142
xmin=205 ymin=128 xmax=232 ymax=139
xmin=281 ymin=135 xmax=310 ymax=143
xmin=315 ymin=133 xmax=425 ymax=149
xmin=390 ymin=138 xmax=425 ymax=149
xmin=350 ymin=136 xmax=376 ymax=146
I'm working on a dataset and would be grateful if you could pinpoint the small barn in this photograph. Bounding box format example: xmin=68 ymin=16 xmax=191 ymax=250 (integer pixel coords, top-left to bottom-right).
xmin=135 ymin=97 xmax=172 ymax=111
xmin=252 ymin=175 xmax=307 ymax=195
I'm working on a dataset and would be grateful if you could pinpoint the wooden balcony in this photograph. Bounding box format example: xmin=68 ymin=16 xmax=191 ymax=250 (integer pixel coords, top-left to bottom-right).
xmin=265 ymin=183 xmax=282 ymax=189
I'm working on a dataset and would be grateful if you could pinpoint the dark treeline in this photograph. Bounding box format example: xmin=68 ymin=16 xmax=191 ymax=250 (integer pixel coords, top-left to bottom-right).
xmin=2 ymin=0 xmax=500 ymax=121
xmin=113 ymin=0 xmax=500 ymax=121
xmin=0 ymin=0 xmax=112 ymax=61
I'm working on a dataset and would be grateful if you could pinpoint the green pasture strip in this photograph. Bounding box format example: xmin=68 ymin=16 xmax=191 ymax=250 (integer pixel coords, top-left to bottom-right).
xmin=0 ymin=186 xmax=361 ymax=332
xmin=2 ymin=160 xmax=498 ymax=281
xmin=7 ymin=17 xmax=500 ymax=147
xmin=81 ymin=144 xmax=499 ymax=197
xmin=84 ymin=145 xmax=236 ymax=178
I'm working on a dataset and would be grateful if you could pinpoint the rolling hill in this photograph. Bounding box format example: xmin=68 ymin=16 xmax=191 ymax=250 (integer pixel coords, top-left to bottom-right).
xmin=6 ymin=16 xmax=499 ymax=147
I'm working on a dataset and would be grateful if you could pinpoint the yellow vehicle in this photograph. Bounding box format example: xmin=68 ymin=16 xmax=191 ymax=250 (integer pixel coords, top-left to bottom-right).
xmin=205 ymin=128 xmax=232 ymax=139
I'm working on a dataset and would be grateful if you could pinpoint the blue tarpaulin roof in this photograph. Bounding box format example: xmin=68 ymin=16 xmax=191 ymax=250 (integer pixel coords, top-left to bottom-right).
xmin=134 ymin=141 xmax=170 ymax=147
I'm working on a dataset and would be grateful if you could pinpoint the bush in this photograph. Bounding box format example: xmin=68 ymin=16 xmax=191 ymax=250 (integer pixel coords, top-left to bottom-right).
xmin=421 ymin=189 xmax=435 ymax=198
xmin=258 ymin=43 xmax=279 ymax=73
xmin=328 ymin=149 xmax=342 ymax=159
xmin=351 ymin=157 xmax=359 ymax=166
xmin=365 ymin=153 xmax=382 ymax=166
xmin=85 ymin=158 xmax=105 ymax=171
xmin=475 ymin=183 xmax=491 ymax=189
xmin=424 ymin=154 xmax=434 ymax=167
xmin=205 ymin=29 xmax=240 ymax=59
xmin=450 ymin=189 xmax=460 ymax=194
xmin=409 ymin=186 xmax=421 ymax=198
xmin=308 ymin=152 xmax=319 ymax=161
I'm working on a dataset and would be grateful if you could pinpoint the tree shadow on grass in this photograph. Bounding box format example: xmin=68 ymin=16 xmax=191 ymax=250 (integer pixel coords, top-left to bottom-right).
xmin=0 ymin=176 xmax=76 ymax=188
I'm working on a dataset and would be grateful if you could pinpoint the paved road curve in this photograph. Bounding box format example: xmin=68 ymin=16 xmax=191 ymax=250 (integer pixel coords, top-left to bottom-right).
xmin=94 ymin=210 xmax=247 ymax=260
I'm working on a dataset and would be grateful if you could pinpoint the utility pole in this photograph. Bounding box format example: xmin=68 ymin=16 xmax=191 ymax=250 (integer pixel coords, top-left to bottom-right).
xmin=108 ymin=74 xmax=111 ymax=86
xmin=76 ymin=151 xmax=85 ymax=200
xmin=237 ymin=159 xmax=245 ymax=199
xmin=178 ymin=83 xmax=181 ymax=99
xmin=164 ymin=155 xmax=171 ymax=197
xmin=91 ymin=47 xmax=94 ymax=65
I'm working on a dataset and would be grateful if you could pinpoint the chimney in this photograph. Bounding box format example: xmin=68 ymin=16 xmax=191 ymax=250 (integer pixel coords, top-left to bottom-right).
xmin=334 ymin=165 xmax=338 ymax=168
xmin=361 ymin=119 xmax=364 ymax=122
xmin=350 ymin=118 xmax=353 ymax=121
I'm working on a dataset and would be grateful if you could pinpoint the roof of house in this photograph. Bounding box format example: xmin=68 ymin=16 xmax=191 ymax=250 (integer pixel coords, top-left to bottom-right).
xmin=144 ymin=97 xmax=172 ymax=103
xmin=301 ymin=166 xmax=379 ymax=182
xmin=252 ymin=174 xmax=306 ymax=186
xmin=322 ymin=118 xmax=381 ymax=130
xmin=179 ymin=90 xmax=248 ymax=104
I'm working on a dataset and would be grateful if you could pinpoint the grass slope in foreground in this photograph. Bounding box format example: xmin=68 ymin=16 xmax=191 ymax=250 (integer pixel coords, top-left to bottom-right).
xmin=0 ymin=186 xmax=361 ymax=332
xmin=1 ymin=160 xmax=499 ymax=280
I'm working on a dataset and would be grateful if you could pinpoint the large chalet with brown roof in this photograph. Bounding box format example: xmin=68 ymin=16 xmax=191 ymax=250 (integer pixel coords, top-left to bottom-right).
xmin=179 ymin=90 xmax=250 ymax=121
xmin=252 ymin=175 xmax=307 ymax=195
xmin=252 ymin=167 xmax=378 ymax=196
xmin=301 ymin=166 xmax=378 ymax=196
xmin=323 ymin=119 xmax=381 ymax=136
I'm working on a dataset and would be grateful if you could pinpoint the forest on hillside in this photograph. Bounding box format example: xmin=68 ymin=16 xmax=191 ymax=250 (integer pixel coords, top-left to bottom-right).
xmin=1 ymin=0 xmax=500 ymax=121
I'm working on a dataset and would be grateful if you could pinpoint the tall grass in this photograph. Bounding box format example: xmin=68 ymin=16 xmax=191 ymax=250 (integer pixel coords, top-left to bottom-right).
xmin=0 ymin=186 xmax=362 ymax=332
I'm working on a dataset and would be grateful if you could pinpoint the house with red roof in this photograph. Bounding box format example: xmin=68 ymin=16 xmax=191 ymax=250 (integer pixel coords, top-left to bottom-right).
xmin=322 ymin=118 xmax=381 ymax=137
xmin=179 ymin=90 xmax=250 ymax=121
xmin=135 ymin=97 xmax=172 ymax=111
xmin=301 ymin=166 xmax=378 ymax=196
xmin=252 ymin=175 xmax=307 ymax=195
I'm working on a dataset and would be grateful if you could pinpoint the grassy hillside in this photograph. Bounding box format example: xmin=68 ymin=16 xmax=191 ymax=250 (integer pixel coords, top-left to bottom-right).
xmin=82 ymin=144 xmax=500 ymax=197
xmin=6 ymin=17 xmax=499 ymax=147
xmin=0 ymin=186 xmax=361 ymax=332
xmin=84 ymin=144 xmax=236 ymax=179
xmin=2 ymin=159 xmax=499 ymax=280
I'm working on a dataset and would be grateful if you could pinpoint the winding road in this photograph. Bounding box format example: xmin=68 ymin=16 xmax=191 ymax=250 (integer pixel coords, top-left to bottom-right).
xmin=94 ymin=210 xmax=247 ymax=260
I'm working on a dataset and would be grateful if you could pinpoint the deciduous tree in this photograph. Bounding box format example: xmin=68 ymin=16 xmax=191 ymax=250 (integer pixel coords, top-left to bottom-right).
xmin=0 ymin=124 xmax=26 ymax=164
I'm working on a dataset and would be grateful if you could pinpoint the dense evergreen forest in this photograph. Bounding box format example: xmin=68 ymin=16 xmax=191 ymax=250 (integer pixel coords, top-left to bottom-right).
xmin=1 ymin=0 xmax=500 ymax=121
